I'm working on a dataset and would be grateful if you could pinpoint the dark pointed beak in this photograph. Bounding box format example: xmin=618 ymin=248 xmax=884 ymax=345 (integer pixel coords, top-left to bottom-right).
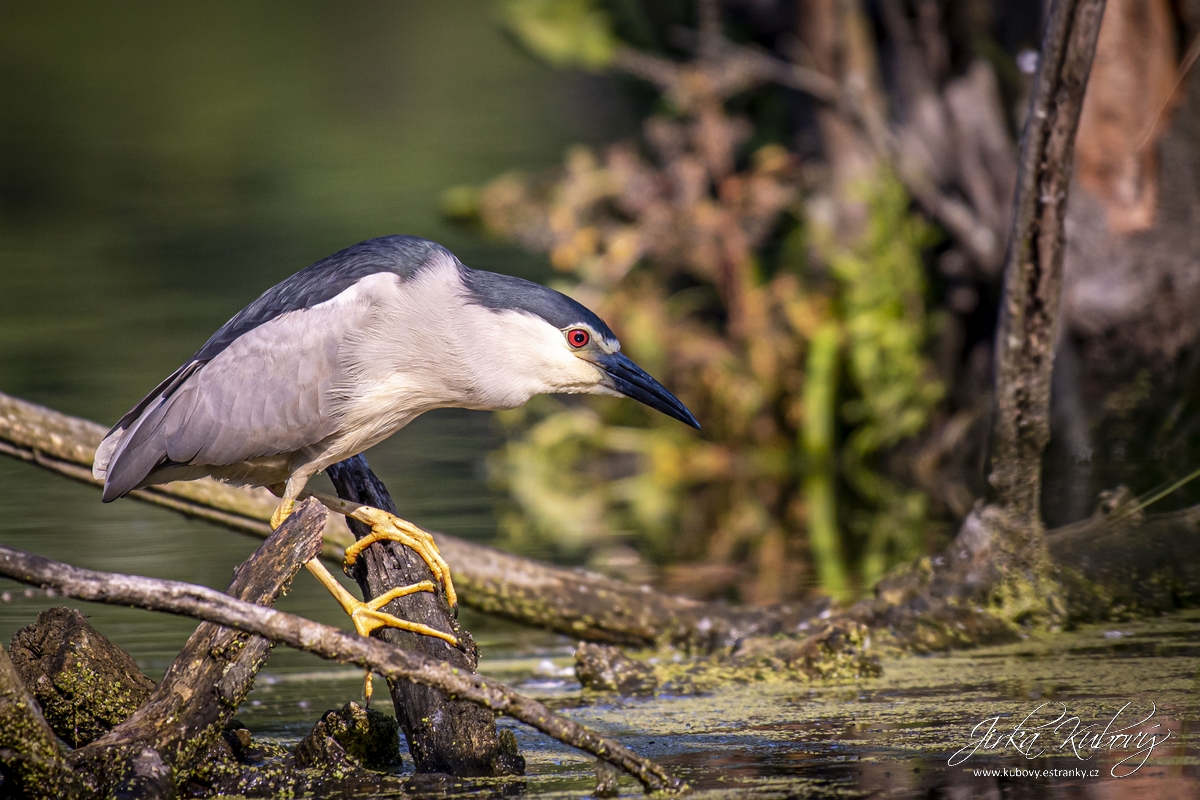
xmin=594 ymin=352 xmax=700 ymax=430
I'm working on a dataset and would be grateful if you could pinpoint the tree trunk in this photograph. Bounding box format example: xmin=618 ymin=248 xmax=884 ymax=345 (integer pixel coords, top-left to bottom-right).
xmin=987 ymin=0 xmax=1108 ymax=542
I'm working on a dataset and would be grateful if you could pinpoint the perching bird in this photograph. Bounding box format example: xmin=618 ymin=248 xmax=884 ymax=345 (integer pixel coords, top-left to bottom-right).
xmin=93 ymin=235 xmax=698 ymax=654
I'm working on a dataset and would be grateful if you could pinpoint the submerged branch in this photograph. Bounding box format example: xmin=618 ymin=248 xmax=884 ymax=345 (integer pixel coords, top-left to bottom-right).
xmin=0 ymin=545 xmax=686 ymax=794
xmin=0 ymin=389 xmax=818 ymax=647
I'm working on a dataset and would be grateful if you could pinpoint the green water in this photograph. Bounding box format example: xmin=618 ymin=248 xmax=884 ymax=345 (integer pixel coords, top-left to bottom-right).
xmin=1 ymin=4 xmax=1197 ymax=798
xmin=216 ymin=611 xmax=1200 ymax=797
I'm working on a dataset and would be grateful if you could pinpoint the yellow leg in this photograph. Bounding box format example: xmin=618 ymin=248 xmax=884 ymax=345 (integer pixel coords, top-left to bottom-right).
xmin=269 ymin=497 xmax=295 ymax=530
xmin=272 ymin=498 xmax=459 ymax=704
xmin=302 ymin=559 xmax=455 ymax=643
xmin=304 ymin=558 xmax=458 ymax=703
xmin=341 ymin=506 xmax=458 ymax=609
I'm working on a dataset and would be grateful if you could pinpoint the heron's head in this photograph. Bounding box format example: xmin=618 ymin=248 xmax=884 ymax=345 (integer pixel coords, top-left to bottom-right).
xmin=457 ymin=266 xmax=699 ymax=429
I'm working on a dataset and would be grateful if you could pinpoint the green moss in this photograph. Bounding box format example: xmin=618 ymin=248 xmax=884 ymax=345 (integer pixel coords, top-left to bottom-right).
xmin=576 ymin=621 xmax=882 ymax=697
xmin=42 ymin=656 xmax=152 ymax=747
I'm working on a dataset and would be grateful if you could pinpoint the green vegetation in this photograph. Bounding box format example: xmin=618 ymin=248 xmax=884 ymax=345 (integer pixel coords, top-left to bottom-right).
xmin=498 ymin=0 xmax=617 ymax=69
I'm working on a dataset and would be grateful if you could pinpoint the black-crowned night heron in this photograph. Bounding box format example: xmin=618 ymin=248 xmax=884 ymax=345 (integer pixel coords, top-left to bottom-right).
xmin=93 ymin=235 xmax=698 ymax=656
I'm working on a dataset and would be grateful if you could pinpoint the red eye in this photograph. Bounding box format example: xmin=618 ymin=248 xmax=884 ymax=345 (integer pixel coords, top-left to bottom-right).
xmin=567 ymin=328 xmax=590 ymax=348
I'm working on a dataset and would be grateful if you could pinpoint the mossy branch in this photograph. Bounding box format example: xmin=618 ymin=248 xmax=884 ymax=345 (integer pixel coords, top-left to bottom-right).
xmin=0 ymin=642 xmax=79 ymax=797
xmin=65 ymin=499 xmax=327 ymax=794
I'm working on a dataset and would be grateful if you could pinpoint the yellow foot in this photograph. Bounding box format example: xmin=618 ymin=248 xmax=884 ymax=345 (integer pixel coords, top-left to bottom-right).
xmin=303 ymin=559 xmax=459 ymax=704
xmin=342 ymin=507 xmax=458 ymax=609
xmin=304 ymin=560 xmax=458 ymax=645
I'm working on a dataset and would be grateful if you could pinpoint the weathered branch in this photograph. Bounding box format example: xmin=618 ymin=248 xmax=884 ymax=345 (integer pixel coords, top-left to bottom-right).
xmin=0 ymin=389 xmax=818 ymax=647
xmin=0 ymin=546 xmax=686 ymax=794
xmin=64 ymin=499 xmax=327 ymax=796
xmin=327 ymin=456 xmax=522 ymax=776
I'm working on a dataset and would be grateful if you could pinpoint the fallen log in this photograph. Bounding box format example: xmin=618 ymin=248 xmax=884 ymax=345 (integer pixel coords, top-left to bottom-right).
xmin=1047 ymin=503 xmax=1200 ymax=619
xmin=0 ymin=545 xmax=686 ymax=794
xmin=0 ymin=388 xmax=819 ymax=647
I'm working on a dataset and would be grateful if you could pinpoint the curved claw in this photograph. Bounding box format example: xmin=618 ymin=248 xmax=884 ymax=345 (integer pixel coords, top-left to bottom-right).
xmin=342 ymin=507 xmax=458 ymax=609
xmin=350 ymin=588 xmax=458 ymax=706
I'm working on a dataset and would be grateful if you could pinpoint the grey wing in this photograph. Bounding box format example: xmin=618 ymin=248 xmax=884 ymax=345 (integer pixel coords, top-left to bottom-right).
xmin=97 ymin=305 xmax=353 ymax=501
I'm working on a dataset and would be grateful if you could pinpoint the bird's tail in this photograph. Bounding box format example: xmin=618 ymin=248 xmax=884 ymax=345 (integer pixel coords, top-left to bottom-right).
xmin=93 ymin=360 xmax=202 ymax=500
xmin=92 ymin=427 xmax=122 ymax=483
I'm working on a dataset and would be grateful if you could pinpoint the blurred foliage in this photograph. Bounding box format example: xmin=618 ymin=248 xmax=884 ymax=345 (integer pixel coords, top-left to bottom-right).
xmin=499 ymin=0 xmax=616 ymax=69
xmin=814 ymin=179 xmax=944 ymax=592
xmin=453 ymin=0 xmax=944 ymax=602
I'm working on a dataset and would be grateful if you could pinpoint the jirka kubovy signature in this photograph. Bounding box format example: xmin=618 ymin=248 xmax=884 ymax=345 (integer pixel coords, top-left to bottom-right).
xmin=948 ymin=702 xmax=1171 ymax=778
